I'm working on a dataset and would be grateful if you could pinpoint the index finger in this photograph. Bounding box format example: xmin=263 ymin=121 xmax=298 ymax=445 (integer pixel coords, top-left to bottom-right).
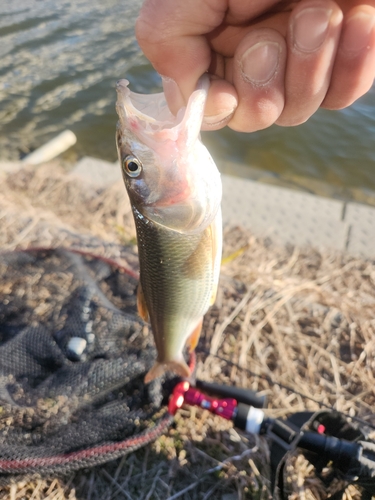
xmin=135 ymin=0 xmax=282 ymax=105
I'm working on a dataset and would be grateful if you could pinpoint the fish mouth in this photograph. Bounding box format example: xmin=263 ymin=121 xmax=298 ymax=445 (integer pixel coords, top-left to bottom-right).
xmin=116 ymin=79 xmax=179 ymax=139
xmin=116 ymin=77 xmax=210 ymax=145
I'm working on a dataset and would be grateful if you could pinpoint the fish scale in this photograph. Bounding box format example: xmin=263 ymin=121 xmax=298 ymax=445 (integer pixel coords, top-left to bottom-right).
xmin=134 ymin=209 xmax=215 ymax=360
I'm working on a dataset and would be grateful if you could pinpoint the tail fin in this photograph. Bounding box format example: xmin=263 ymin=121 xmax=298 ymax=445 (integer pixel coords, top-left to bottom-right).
xmin=144 ymin=359 xmax=191 ymax=384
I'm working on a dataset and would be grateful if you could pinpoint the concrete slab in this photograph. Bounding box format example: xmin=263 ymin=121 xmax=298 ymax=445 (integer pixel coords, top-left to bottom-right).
xmin=70 ymin=156 xmax=121 ymax=188
xmin=221 ymin=174 xmax=348 ymax=251
xmin=344 ymin=202 xmax=375 ymax=257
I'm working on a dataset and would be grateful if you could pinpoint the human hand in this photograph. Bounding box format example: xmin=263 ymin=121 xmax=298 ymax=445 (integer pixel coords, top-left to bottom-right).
xmin=136 ymin=0 xmax=375 ymax=132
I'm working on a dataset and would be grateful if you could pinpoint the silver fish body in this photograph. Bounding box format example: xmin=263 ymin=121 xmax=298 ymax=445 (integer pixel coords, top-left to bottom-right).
xmin=116 ymin=76 xmax=222 ymax=382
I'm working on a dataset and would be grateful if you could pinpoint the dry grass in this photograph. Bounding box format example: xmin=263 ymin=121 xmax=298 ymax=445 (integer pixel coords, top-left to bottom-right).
xmin=0 ymin=163 xmax=374 ymax=499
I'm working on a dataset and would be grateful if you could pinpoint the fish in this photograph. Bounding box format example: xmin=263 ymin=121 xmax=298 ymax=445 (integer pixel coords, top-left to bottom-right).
xmin=115 ymin=75 xmax=222 ymax=383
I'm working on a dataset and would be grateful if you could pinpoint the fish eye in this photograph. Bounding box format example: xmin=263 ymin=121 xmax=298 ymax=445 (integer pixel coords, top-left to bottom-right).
xmin=122 ymin=155 xmax=142 ymax=177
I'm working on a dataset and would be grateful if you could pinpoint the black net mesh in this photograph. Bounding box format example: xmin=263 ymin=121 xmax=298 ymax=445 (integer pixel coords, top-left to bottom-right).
xmin=0 ymin=247 xmax=173 ymax=481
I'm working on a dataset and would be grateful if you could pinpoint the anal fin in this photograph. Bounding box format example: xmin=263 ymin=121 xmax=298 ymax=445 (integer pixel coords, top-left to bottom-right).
xmin=187 ymin=319 xmax=203 ymax=353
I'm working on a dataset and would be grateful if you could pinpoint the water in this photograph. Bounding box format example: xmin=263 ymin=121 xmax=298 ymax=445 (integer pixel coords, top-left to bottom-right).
xmin=1 ymin=0 xmax=375 ymax=192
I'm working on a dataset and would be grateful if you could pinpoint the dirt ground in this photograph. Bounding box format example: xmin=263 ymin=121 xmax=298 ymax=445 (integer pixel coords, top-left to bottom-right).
xmin=0 ymin=162 xmax=374 ymax=500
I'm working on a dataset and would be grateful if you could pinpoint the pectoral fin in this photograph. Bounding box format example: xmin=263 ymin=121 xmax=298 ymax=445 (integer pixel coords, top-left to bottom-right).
xmin=209 ymin=211 xmax=222 ymax=306
xmin=137 ymin=282 xmax=149 ymax=321
xmin=209 ymin=284 xmax=218 ymax=306
xmin=183 ymin=228 xmax=211 ymax=280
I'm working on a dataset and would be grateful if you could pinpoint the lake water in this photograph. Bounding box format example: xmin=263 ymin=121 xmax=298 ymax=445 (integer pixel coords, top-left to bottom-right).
xmin=1 ymin=0 xmax=375 ymax=193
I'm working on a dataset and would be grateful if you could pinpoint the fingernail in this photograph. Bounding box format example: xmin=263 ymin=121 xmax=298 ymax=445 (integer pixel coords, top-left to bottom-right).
xmin=342 ymin=11 xmax=375 ymax=53
xmin=293 ymin=7 xmax=332 ymax=52
xmin=161 ymin=76 xmax=185 ymax=113
xmin=240 ymin=41 xmax=280 ymax=85
xmin=202 ymin=107 xmax=236 ymax=127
